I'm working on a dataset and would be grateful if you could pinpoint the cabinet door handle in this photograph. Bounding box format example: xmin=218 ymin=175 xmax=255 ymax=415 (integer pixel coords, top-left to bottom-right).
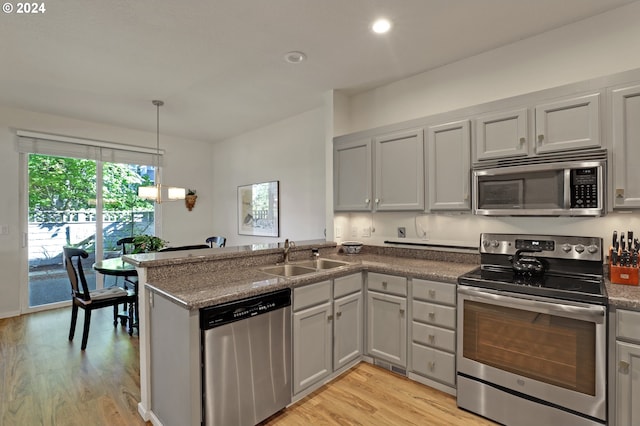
xmin=537 ymin=134 xmax=544 ymax=144
xmin=375 ymin=198 xmax=380 ymax=204
xmin=365 ymin=198 xmax=370 ymax=204
xmin=619 ymin=360 xmax=630 ymax=373
xmin=519 ymin=137 xmax=526 ymax=145
xmin=336 ymin=311 xmax=342 ymax=318
xmin=327 ymin=314 xmax=333 ymax=321
xmin=399 ymin=308 xmax=405 ymax=316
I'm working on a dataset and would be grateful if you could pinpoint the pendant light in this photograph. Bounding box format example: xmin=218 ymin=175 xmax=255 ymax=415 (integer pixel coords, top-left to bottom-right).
xmin=137 ymin=100 xmax=186 ymax=203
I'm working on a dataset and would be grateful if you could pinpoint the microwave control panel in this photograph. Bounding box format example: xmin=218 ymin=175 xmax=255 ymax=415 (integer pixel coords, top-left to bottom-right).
xmin=570 ymin=167 xmax=598 ymax=208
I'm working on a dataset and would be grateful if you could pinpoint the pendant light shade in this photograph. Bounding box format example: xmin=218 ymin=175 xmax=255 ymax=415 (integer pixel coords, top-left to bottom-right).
xmin=137 ymin=100 xmax=186 ymax=203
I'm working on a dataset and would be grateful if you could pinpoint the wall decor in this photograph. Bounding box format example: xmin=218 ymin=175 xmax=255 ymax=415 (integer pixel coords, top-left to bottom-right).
xmin=238 ymin=180 xmax=279 ymax=237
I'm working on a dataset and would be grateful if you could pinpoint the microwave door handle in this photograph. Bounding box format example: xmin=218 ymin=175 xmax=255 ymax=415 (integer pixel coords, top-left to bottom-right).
xmin=564 ymin=168 xmax=571 ymax=209
xmin=457 ymin=285 xmax=605 ymax=321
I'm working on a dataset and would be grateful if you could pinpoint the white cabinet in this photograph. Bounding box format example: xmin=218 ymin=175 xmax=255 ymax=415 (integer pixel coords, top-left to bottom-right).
xmin=473 ymin=93 xmax=601 ymax=162
xmin=293 ymin=281 xmax=333 ymax=395
xmin=410 ymin=279 xmax=457 ymax=390
xmin=611 ymin=83 xmax=640 ymax=208
xmin=374 ymin=128 xmax=425 ymax=211
xmin=613 ymin=309 xmax=640 ymax=426
xmin=427 ymin=120 xmax=471 ymax=211
xmin=534 ymin=93 xmax=601 ymax=154
xmin=475 ymin=108 xmax=528 ymax=161
xmin=333 ymin=128 xmax=424 ymax=212
xmin=333 ymin=274 xmax=363 ymax=370
xmin=366 ymin=273 xmax=407 ymax=367
xmin=334 ymin=138 xmax=372 ymax=211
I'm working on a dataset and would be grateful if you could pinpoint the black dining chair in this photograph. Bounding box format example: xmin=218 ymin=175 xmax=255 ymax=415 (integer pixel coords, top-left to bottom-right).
xmin=206 ymin=236 xmax=226 ymax=248
xmin=158 ymin=244 xmax=210 ymax=252
xmin=116 ymin=236 xmax=138 ymax=331
xmin=63 ymin=247 xmax=136 ymax=350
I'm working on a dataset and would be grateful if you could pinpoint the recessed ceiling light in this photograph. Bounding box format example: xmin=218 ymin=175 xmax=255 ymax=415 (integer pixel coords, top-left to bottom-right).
xmin=284 ymin=51 xmax=307 ymax=64
xmin=371 ymin=18 xmax=392 ymax=34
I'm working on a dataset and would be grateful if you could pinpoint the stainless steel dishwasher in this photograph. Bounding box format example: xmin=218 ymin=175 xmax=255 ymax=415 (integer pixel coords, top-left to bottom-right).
xmin=200 ymin=288 xmax=291 ymax=426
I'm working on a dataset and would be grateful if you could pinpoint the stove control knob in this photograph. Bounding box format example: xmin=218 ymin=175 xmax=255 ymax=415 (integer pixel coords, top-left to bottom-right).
xmin=574 ymin=244 xmax=585 ymax=254
xmin=482 ymin=240 xmax=490 ymax=248
xmin=587 ymin=245 xmax=599 ymax=254
xmin=561 ymin=244 xmax=572 ymax=253
xmin=491 ymin=240 xmax=499 ymax=248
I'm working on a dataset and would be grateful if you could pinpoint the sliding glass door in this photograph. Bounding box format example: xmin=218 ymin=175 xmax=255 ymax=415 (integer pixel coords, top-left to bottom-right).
xmin=26 ymin=154 xmax=155 ymax=309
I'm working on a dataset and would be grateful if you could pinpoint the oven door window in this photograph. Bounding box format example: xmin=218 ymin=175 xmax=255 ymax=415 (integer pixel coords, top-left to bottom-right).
xmin=463 ymin=300 xmax=595 ymax=395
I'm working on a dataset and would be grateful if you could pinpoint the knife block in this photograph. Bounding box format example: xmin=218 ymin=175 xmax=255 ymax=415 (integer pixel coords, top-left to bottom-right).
xmin=609 ymin=249 xmax=639 ymax=286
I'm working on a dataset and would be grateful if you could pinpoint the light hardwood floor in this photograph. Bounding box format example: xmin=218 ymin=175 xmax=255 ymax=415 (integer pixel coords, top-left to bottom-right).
xmin=1 ymin=307 xmax=495 ymax=426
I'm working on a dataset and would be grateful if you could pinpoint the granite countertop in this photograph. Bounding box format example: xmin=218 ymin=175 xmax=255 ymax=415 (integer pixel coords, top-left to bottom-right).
xmin=606 ymin=280 xmax=640 ymax=310
xmin=138 ymin=241 xmax=640 ymax=311
xmin=145 ymin=252 xmax=479 ymax=310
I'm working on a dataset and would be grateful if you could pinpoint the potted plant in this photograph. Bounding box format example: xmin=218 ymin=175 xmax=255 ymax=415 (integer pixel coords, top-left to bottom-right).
xmin=185 ymin=189 xmax=197 ymax=211
xmin=131 ymin=234 xmax=168 ymax=253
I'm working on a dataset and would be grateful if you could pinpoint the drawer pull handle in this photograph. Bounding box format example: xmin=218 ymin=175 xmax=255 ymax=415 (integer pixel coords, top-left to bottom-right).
xmin=382 ymin=281 xmax=388 ymax=288
xmin=428 ymin=361 xmax=435 ymax=371
xmin=428 ymin=312 xmax=435 ymax=319
xmin=428 ymin=334 xmax=435 ymax=343
xmin=428 ymin=289 xmax=436 ymax=298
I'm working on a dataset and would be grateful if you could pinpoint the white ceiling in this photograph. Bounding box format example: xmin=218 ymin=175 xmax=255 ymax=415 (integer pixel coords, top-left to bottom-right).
xmin=1 ymin=0 xmax=636 ymax=143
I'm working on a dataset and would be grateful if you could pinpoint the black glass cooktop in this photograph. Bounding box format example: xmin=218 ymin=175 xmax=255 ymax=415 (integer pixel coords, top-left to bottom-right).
xmin=458 ymin=266 xmax=607 ymax=305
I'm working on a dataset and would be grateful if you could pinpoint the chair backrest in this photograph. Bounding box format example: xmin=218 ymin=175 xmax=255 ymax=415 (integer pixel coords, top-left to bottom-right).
xmin=206 ymin=236 xmax=226 ymax=248
xmin=116 ymin=237 xmax=136 ymax=254
xmin=158 ymin=244 xmax=210 ymax=252
xmin=63 ymin=247 xmax=92 ymax=301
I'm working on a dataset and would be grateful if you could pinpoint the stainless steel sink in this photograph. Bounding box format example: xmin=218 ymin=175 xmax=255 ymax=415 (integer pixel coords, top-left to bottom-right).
xmin=297 ymin=259 xmax=350 ymax=270
xmin=260 ymin=264 xmax=317 ymax=277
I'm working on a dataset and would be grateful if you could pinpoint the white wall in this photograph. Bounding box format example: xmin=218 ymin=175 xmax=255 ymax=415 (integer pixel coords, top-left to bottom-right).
xmin=211 ymin=107 xmax=326 ymax=247
xmin=0 ymin=106 xmax=213 ymax=317
xmin=333 ymin=1 xmax=640 ymax=248
xmin=345 ymin=1 xmax=640 ymax=135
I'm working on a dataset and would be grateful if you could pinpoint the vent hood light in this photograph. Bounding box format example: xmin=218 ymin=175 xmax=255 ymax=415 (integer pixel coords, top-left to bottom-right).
xmin=371 ymin=18 xmax=392 ymax=34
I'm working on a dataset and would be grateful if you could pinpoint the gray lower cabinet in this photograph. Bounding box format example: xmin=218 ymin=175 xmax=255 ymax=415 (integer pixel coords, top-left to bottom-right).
xmin=333 ymin=274 xmax=363 ymax=370
xmin=366 ymin=273 xmax=407 ymax=367
xmin=293 ymin=274 xmax=363 ymax=396
xmin=614 ymin=309 xmax=640 ymax=426
xmin=292 ymin=280 xmax=332 ymax=395
xmin=410 ymin=279 xmax=456 ymax=390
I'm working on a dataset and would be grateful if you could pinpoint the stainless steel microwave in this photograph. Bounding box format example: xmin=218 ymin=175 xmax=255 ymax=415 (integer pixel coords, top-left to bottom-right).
xmin=473 ymin=159 xmax=606 ymax=216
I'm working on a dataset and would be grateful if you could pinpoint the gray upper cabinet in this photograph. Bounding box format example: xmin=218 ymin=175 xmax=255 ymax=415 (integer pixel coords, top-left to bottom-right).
xmin=474 ymin=108 xmax=528 ymax=161
xmin=473 ymin=93 xmax=601 ymax=162
xmin=611 ymin=83 xmax=640 ymax=208
xmin=427 ymin=120 xmax=471 ymax=211
xmin=374 ymin=128 xmax=425 ymax=211
xmin=334 ymin=128 xmax=424 ymax=212
xmin=534 ymin=93 xmax=601 ymax=154
xmin=334 ymin=138 xmax=372 ymax=211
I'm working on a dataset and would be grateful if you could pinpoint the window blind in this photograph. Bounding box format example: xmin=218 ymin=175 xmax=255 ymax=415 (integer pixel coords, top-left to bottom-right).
xmin=16 ymin=130 xmax=163 ymax=166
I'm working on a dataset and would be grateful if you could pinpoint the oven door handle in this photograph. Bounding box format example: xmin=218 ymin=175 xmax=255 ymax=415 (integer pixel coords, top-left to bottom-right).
xmin=457 ymin=285 xmax=605 ymax=321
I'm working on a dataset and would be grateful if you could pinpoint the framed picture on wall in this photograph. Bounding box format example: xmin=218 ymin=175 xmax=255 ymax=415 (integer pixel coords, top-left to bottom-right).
xmin=237 ymin=180 xmax=279 ymax=237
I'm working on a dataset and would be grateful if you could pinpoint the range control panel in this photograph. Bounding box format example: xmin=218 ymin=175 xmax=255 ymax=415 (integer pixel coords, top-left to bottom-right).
xmin=480 ymin=233 xmax=602 ymax=261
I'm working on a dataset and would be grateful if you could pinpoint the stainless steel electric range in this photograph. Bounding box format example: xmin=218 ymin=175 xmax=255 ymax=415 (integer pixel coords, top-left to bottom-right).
xmin=457 ymin=233 xmax=607 ymax=426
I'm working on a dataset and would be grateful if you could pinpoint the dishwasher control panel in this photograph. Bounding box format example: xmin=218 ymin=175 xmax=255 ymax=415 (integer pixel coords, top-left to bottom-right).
xmin=200 ymin=288 xmax=291 ymax=329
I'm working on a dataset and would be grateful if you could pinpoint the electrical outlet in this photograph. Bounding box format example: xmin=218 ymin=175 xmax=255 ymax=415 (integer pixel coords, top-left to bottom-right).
xmin=397 ymin=227 xmax=406 ymax=238
xmin=335 ymin=227 xmax=342 ymax=238
xmin=361 ymin=227 xmax=371 ymax=237
xmin=0 ymin=225 xmax=8 ymax=235
xmin=351 ymin=226 xmax=358 ymax=237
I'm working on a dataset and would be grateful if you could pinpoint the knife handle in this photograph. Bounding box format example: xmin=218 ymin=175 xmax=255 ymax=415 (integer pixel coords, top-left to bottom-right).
xmin=621 ymin=232 xmax=626 ymax=252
